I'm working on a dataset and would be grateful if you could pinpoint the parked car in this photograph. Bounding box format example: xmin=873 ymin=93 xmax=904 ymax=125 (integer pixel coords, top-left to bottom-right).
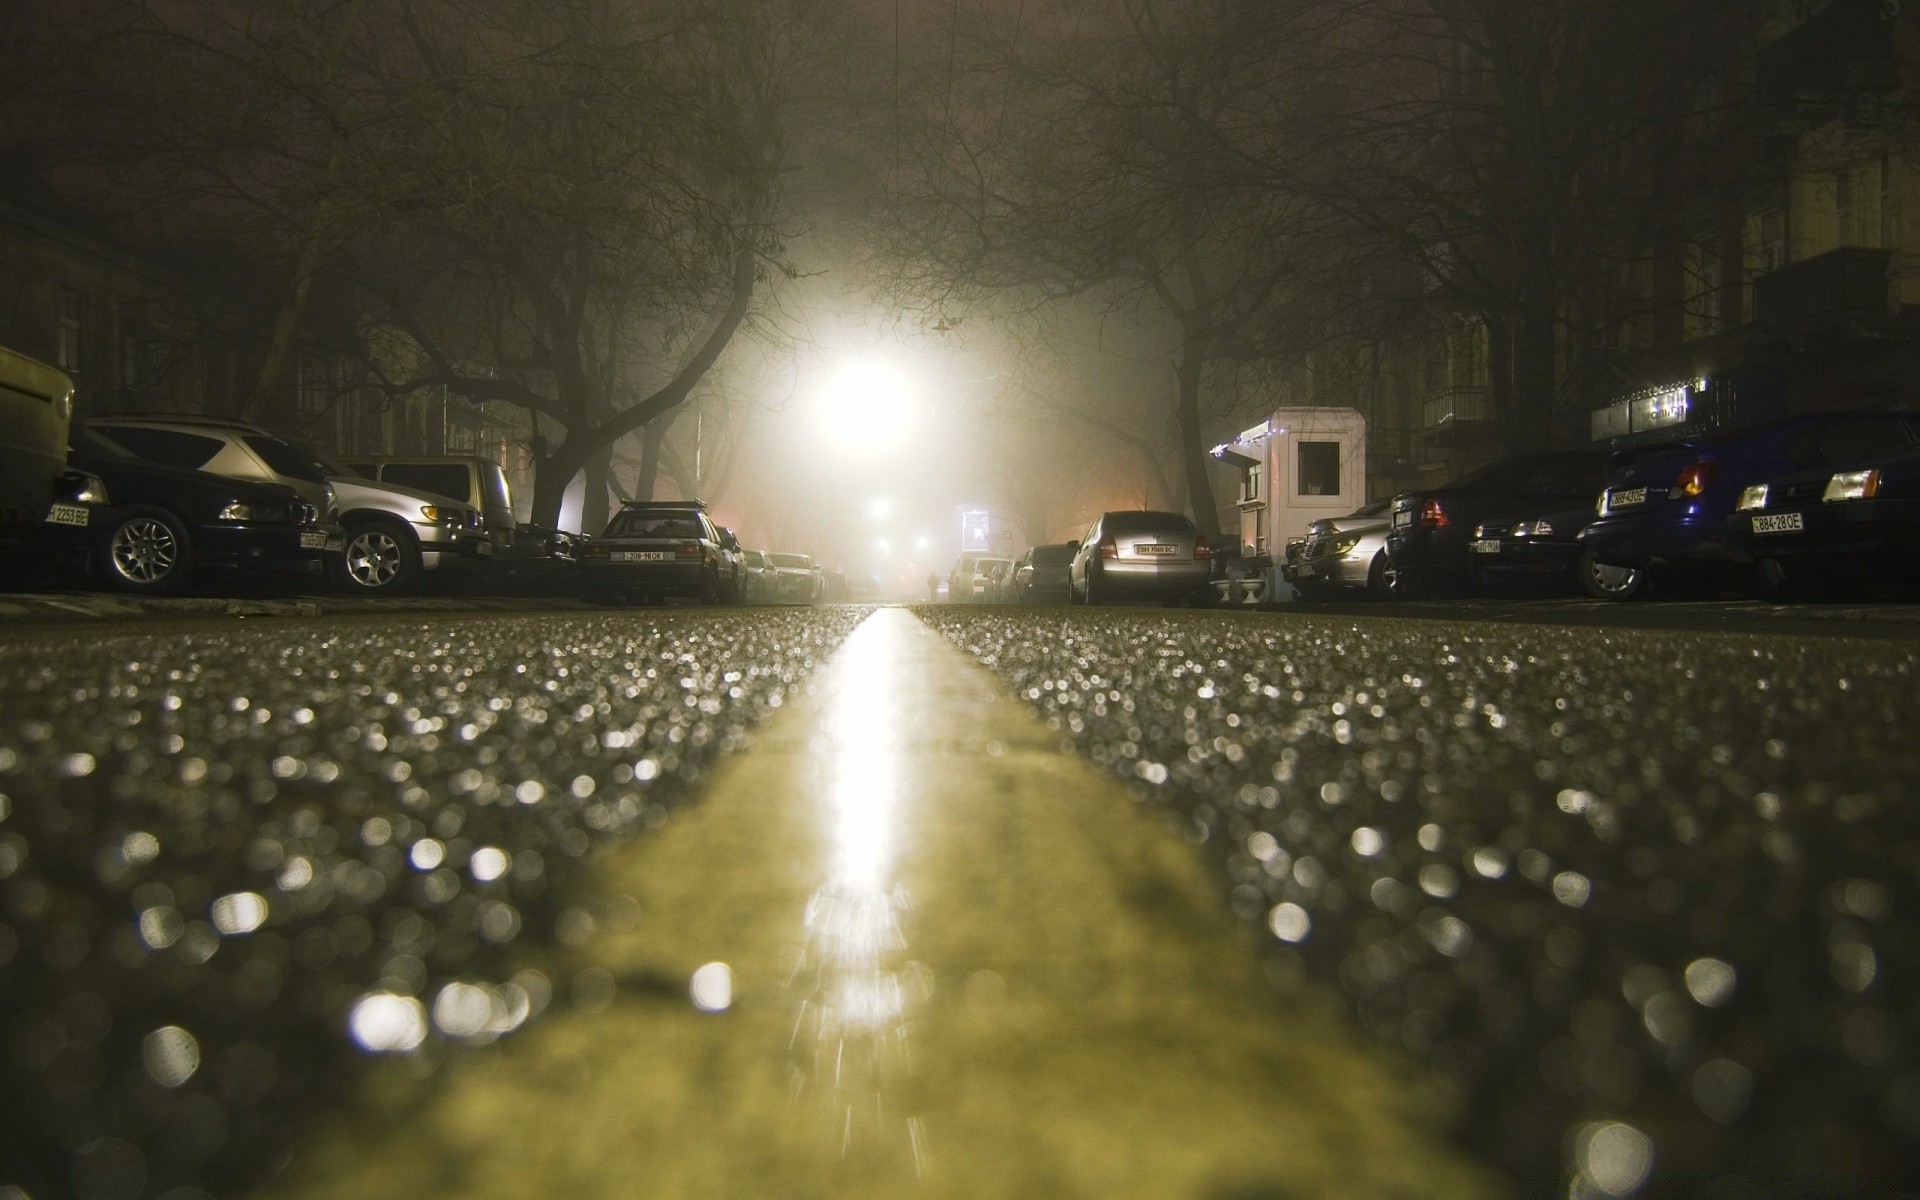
xmin=1284 ymin=499 xmax=1392 ymax=601
xmin=579 ymin=499 xmax=735 ymax=604
xmin=1008 ymin=543 xmax=1075 ymax=604
xmin=1731 ymin=441 xmax=1920 ymax=597
xmin=965 ymin=556 xmax=1015 ymax=603
xmin=1580 ymin=411 xmax=1920 ymax=600
xmin=0 ymin=346 xmax=74 ymax=547
xmin=1386 ymin=451 xmax=1607 ymax=599
xmin=737 ymin=549 xmax=776 ymax=602
xmin=765 ymin=552 xmax=823 ymax=604
xmin=945 ymin=553 xmax=982 ymax=603
xmin=68 ymin=423 xmax=342 ymax=594
xmin=347 ymin=455 xmax=516 ymax=554
xmin=1068 ymin=510 xmax=1214 ymax=605
xmin=88 ymin=415 xmax=488 ymax=595
xmin=1462 ymin=497 xmax=1609 ymax=596
xmin=822 ymin=570 xmax=852 ymax=603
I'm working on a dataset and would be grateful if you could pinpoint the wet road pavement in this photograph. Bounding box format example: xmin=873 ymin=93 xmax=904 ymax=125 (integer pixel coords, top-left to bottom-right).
xmin=0 ymin=602 xmax=1916 ymax=1198
xmin=921 ymin=605 xmax=1920 ymax=1196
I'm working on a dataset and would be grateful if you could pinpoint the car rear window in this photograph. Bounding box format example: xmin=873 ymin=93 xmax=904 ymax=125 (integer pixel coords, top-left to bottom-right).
xmin=242 ymin=435 xmax=329 ymax=483
xmin=1103 ymin=510 xmax=1193 ymax=532
xmin=100 ymin=426 xmax=224 ymax=470
xmin=604 ymin=510 xmax=705 ymax=538
xmin=382 ymin=464 xmax=472 ymax=502
xmin=1030 ymin=545 xmax=1074 ymax=565
xmin=771 ymin=554 xmax=812 ymax=568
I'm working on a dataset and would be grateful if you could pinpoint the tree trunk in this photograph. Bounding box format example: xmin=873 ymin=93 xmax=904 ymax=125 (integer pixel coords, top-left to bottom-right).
xmin=635 ymin=415 xmax=674 ymax=501
xmin=1173 ymin=340 xmax=1222 ymax=540
xmin=582 ymin=445 xmax=611 ymax=535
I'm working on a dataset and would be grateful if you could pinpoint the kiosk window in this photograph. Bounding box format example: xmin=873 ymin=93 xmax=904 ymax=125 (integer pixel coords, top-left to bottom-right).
xmin=1296 ymin=442 xmax=1340 ymax=496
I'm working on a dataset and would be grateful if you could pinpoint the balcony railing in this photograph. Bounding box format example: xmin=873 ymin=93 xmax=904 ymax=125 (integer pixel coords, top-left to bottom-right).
xmin=1367 ymin=427 xmax=1415 ymax=464
xmin=1753 ymin=247 xmax=1891 ymax=327
xmin=1422 ymin=386 xmax=1492 ymax=430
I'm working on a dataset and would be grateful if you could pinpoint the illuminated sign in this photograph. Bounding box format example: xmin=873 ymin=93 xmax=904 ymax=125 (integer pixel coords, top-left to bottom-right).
xmin=1630 ymin=386 xmax=1691 ymax=432
xmin=959 ymin=507 xmax=990 ymax=552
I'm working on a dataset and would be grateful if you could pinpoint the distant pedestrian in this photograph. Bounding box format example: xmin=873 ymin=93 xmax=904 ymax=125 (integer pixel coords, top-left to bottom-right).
xmin=926 ymin=571 xmax=940 ymax=602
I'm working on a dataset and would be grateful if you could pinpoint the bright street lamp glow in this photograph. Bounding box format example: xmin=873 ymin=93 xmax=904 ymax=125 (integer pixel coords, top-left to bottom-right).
xmin=914 ymin=534 xmax=930 ymax=550
xmin=876 ymin=538 xmax=892 ymax=555
xmin=869 ymin=497 xmax=894 ymax=520
xmin=813 ymin=358 xmax=916 ymax=456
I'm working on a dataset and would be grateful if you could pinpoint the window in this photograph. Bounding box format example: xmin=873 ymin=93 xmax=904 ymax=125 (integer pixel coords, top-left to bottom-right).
xmin=99 ymin=426 xmax=224 ymax=470
xmin=605 ymin=510 xmax=706 ymax=538
xmin=57 ymin=294 xmax=83 ymax=373
xmin=1242 ymin=465 xmax=1260 ymax=503
xmin=382 ymin=464 xmax=472 ymax=503
xmin=1296 ymin=442 xmax=1340 ymax=496
xmin=241 ymin=435 xmax=330 ymax=483
xmin=1820 ymin=417 xmax=1915 ymax=463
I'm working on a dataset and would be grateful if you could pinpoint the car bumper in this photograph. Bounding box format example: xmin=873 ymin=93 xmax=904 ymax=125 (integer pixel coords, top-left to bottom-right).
xmin=1093 ymin=560 xmax=1212 ymax=594
xmin=1284 ymin=549 xmax=1372 ymax=589
xmin=1465 ymin=536 xmax=1581 ymax=574
xmin=1733 ymin=499 xmax=1920 ymax=573
xmin=1581 ymin=508 xmax=1746 ymax=565
xmin=582 ymin=561 xmax=710 ymax=589
xmin=199 ymin=523 xmax=344 ymax=575
xmin=1385 ymin=528 xmax=1473 ymax=582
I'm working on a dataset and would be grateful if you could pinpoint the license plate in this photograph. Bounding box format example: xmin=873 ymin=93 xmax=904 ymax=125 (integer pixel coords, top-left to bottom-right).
xmin=613 ymin=550 xmax=670 ymax=562
xmin=476 ymin=541 xmax=493 ymax=555
xmin=1470 ymin=539 xmax=1500 ymax=554
xmin=1751 ymin=512 xmax=1804 ymax=534
xmin=45 ymin=503 xmax=89 ymax=527
xmin=1610 ymin=487 xmax=1647 ymax=508
xmin=1135 ymin=544 xmax=1177 ymax=555
xmin=300 ymin=531 xmax=330 ymax=548
xmin=1392 ymin=508 xmax=1412 ymax=528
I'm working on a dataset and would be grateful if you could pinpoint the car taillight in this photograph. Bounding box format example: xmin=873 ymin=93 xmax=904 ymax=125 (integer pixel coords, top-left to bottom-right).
xmin=1673 ymin=460 xmax=1719 ymax=498
xmin=1194 ymin=534 xmax=1211 ymax=560
xmin=676 ymin=543 xmax=701 ymax=558
xmin=1098 ymin=535 xmax=1117 ymax=559
xmin=1419 ymin=499 xmax=1449 ymax=528
xmin=585 ymin=545 xmax=609 ymax=558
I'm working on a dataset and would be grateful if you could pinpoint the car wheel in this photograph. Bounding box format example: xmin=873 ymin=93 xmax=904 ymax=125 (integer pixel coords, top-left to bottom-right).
xmin=1576 ymin=546 xmax=1645 ymax=601
xmin=103 ymin=506 xmax=195 ymax=594
xmin=336 ymin=521 xmax=421 ymax=595
xmin=1364 ymin=553 xmax=1395 ymax=600
xmin=1084 ymin=568 xmax=1106 ymax=606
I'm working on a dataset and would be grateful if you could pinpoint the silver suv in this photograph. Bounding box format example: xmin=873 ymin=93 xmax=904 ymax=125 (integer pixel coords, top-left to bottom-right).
xmin=89 ymin=415 xmax=487 ymax=595
xmin=346 ymin=455 xmax=516 ymax=554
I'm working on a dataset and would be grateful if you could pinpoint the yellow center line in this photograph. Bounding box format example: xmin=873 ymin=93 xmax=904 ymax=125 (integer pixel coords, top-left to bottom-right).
xmin=268 ymin=609 xmax=1500 ymax=1199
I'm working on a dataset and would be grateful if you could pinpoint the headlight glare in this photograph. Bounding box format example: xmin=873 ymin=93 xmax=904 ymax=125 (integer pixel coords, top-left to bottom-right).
xmin=217 ymin=501 xmax=253 ymax=522
xmin=420 ymin=505 xmax=447 ymax=522
xmin=1735 ymin=484 xmax=1768 ymax=511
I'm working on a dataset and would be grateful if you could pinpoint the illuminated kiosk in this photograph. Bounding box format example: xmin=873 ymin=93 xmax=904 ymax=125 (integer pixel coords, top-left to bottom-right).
xmin=1211 ymin=407 xmax=1368 ymax=603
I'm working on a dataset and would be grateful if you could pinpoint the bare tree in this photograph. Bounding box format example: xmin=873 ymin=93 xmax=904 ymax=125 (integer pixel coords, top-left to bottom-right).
xmin=875 ymin=0 xmax=1351 ymax=538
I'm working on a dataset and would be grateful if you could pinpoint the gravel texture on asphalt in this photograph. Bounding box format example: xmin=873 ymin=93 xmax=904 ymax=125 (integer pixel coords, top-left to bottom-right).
xmin=918 ymin=605 xmax=1920 ymax=1198
xmin=0 ymin=608 xmax=869 ymax=1200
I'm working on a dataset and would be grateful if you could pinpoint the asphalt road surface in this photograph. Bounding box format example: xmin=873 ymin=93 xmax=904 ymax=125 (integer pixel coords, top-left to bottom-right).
xmin=0 ymin=602 xmax=1915 ymax=1200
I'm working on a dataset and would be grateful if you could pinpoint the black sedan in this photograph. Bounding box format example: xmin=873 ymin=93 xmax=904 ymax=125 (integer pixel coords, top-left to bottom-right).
xmin=1385 ymin=451 xmax=1606 ymax=598
xmin=1463 ymin=502 xmax=1614 ymax=596
xmin=579 ymin=501 xmax=732 ymax=604
xmin=1731 ymin=445 xmax=1920 ymax=597
xmin=68 ymin=423 xmax=343 ymax=594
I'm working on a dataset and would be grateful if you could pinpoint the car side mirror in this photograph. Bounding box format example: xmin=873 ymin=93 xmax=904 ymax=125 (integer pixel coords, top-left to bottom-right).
xmin=1068 ymin=540 xmax=1080 ymax=552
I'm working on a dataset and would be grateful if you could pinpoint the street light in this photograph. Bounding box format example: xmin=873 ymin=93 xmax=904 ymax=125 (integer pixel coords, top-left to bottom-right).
xmin=812 ymin=358 xmax=917 ymax=457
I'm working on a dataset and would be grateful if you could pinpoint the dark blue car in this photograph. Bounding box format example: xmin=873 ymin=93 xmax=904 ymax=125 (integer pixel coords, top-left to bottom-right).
xmin=1577 ymin=411 xmax=1920 ymax=599
xmin=1731 ymin=440 xmax=1920 ymax=597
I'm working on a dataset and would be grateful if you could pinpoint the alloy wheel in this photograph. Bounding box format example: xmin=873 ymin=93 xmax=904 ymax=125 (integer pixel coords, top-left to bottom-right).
xmin=346 ymin=530 xmax=404 ymax=589
xmin=111 ymin=517 xmax=178 ymax=585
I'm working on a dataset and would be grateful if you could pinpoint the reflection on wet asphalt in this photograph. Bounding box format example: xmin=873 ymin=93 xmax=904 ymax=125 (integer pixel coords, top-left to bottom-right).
xmin=0 ymin=609 xmax=867 ymax=1199
xmin=264 ymin=609 xmax=1490 ymax=1200
xmin=918 ymin=606 xmax=1920 ymax=1195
